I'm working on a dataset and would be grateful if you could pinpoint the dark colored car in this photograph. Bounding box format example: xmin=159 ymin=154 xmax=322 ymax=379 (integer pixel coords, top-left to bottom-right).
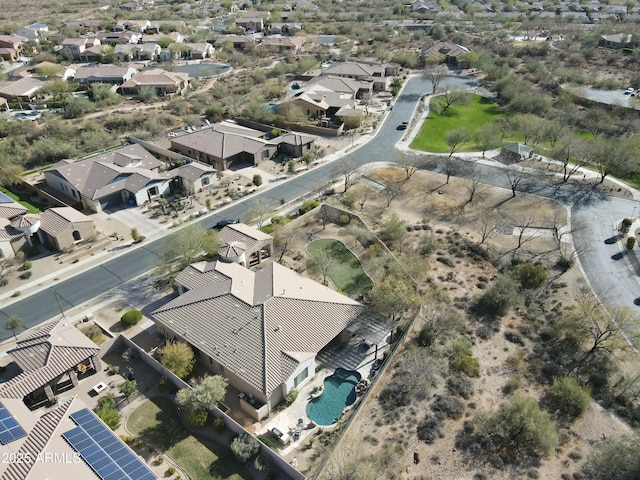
xmin=212 ymin=219 xmax=238 ymax=230
xmin=396 ymin=123 xmax=408 ymax=130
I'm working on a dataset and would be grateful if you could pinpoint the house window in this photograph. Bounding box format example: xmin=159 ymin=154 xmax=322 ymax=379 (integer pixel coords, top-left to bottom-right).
xmin=148 ymin=186 xmax=159 ymax=196
xmin=202 ymin=177 xmax=210 ymax=186
xmin=219 ymin=364 xmax=225 ymax=374
xmin=293 ymin=367 xmax=308 ymax=388
xmin=72 ymin=230 xmax=81 ymax=241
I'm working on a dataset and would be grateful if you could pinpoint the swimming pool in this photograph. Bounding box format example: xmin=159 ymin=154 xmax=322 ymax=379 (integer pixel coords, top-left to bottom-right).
xmin=306 ymin=368 xmax=361 ymax=426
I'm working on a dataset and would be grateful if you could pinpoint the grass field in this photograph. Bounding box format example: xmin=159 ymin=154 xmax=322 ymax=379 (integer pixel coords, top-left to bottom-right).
xmin=410 ymin=94 xmax=517 ymax=153
xmin=127 ymin=397 xmax=248 ymax=480
xmin=307 ymin=238 xmax=373 ymax=296
xmin=0 ymin=187 xmax=48 ymax=213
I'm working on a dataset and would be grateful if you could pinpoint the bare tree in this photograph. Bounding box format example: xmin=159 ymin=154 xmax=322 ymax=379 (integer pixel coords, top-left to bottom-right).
xmin=306 ymin=248 xmax=338 ymax=285
xmin=478 ymin=210 xmax=498 ymax=245
xmin=456 ymin=166 xmax=486 ymax=213
xmin=333 ymin=157 xmax=360 ymax=193
xmin=272 ymin=226 xmax=293 ymax=262
xmin=445 ymin=127 xmax=471 ymax=158
xmin=245 ymin=196 xmax=274 ymax=230
xmin=423 ymin=64 xmax=449 ymax=94
xmin=355 ymin=186 xmax=370 ymax=210
xmin=553 ymin=135 xmax=585 ymax=182
xmin=514 ymin=212 xmax=538 ymax=251
xmin=379 ymin=175 xmax=405 ymax=207
xmin=504 ymin=166 xmax=530 ymax=198
xmin=587 ymin=136 xmax=635 ymax=184
xmin=395 ymin=152 xmax=421 ymax=179
xmin=517 ymin=113 xmax=547 ymax=147
xmin=474 ymin=122 xmax=503 ymax=158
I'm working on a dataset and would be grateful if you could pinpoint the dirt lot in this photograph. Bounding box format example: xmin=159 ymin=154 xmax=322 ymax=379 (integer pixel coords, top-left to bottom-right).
xmin=277 ymin=166 xmax=637 ymax=479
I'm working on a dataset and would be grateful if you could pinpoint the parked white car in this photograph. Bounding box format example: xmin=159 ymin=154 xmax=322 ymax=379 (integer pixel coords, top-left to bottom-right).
xmin=625 ymin=87 xmax=635 ymax=94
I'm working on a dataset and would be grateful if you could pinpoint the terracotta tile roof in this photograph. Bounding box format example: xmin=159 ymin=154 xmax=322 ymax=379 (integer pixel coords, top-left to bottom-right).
xmin=40 ymin=207 xmax=91 ymax=237
xmin=45 ymin=144 xmax=165 ymax=200
xmin=171 ymin=161 xmax=216 ymax=182
xmin=153 ymin=261 xmax=364 ymax=396
xmin=0 ymin=321 xmax=100 ymax=400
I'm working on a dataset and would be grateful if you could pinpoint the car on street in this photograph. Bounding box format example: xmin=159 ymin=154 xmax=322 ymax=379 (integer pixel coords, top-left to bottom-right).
xmin=396 ymin=122 xmax=408 ymax=130
xmin=212 ymin=219 xmax=238 ymax=230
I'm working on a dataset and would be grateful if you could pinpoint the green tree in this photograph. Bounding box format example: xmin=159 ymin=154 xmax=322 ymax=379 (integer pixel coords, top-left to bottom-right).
xmin=118 ymin=380 xmax=137 ymax=399
xmin=176 ymin=375 xmax=229 ymax=426
xmin=379 ymin=212 xmax=406 ymax=245
xmin=543 ymin=377 xmax=590 ymax=421
xmin=230 ymin=434 xmax=260 ymax=462
xmin=626 ymin=237 xmax=636 ymax=250
xmin=306 ymin=247 xmax=338 ymax=285
xmin=158 ymin=341 xmax=195 ymax=380
xmin=252 ymin=174 xmax=262 ymax=187
xmin=371 ymin=274 xmax=420 ymax=321
xmin=471 ymin=393 xmax=559 ymax=464
xmin=162 ymin=224 xmax=220 ymax=270
xmin=5 ymin=316 xmax=24 ymax=340
xmin=582 ymin=433 xmax=640 ymax=480
xmin=474 ymin=122 xmax=503 ymax=157
xmin=97 ymin=407 xmax=121 ymax=430
xmin=445 ymin=127 xmax=471 ymax=158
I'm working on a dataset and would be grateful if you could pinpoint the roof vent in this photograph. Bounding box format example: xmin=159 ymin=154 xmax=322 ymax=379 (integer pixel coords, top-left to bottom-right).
xmin=274 ymin=325 xmax=282 ymax=332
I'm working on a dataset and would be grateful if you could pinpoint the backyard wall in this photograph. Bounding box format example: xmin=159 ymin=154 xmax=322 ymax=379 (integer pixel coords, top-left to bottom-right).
xmin=127 ymin=136 xmax=195 ymax=166
xmin=109 ymin=335 xmax=305 ymax=480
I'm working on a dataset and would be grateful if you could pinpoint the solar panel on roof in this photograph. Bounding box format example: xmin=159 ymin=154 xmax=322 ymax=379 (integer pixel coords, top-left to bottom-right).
xmin=0 ymin=192 xmax=13 ymax=203
xmin=0 ymin=401 xmax=27 ymax=445
xmin=63 ymin=409 xmax=156 ymax=480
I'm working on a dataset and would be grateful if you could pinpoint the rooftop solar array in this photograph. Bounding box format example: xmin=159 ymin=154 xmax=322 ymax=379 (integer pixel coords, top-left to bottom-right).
xmin=62 ymin=408 xmax=156 ymax=480
xmin=0 ymin=192 xmax=14 ymax=204
xmin=0 ymin=401 xmax=27 ymax=445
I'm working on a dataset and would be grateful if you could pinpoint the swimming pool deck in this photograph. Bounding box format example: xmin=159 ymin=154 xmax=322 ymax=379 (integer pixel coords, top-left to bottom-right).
xmin=259 ymin=330 xmax=392 ymax=457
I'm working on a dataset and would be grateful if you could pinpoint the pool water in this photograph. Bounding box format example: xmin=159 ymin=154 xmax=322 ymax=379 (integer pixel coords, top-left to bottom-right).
xmin=306 ymin=368 xmax=361 ymax=426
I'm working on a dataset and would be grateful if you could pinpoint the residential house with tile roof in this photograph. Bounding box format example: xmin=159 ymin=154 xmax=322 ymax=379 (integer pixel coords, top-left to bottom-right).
xmin=183 ymin=42 xmax=215 ymax=59
xmin=37 ymin=207 xmax=95 ymax=251
xmin=114 ymin=43 xmax=161 ymax=61
xmin=276 ymin=132 xmax=316 ymax=158
xmin=0 ymin=78 xmax=45 ymax=102
xmin=235 ymin=11 xmax=270 ymax=32
xmin=60 ymin=37 xmax=100 ymax=60
xmin=0 ymin=193 xmax=29 ymax=259
xmin=321 ymin=60 xmax=401 ymax=91
xmin=169 ymin=121 xmax=278 ymax=170
xmin=0 ymin=35 xmax=24 ymax=61
xmin=0 ymin=396 xmax=157 ymax=480
xmin=72 ymin=65 xmax=138 ymax=85
xmin=171 ymin=160 xmax=217 ymax=195
xmin=268 ymin=22 xmax=303 ymax=35
xmin=43 ymin=143 xmax=171 ymax=213
xmin=152 ymin=259 xmax=364 ymax=416
xmin=0 ymin=320 xmax=101 ymax=407
xmin=96 ymin=31 xmax=141 ymax=45
xmin=258 ymin=36 xmax=305 ymax=53
xmin=117 ymin=69 xmax=189 ymax=97
xmin=421 ymin=41 xmax=471 ymax=66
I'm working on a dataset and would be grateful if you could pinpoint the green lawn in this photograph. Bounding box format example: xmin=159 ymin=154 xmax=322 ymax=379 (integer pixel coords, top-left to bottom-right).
xmin=410 ymin=94 xmax=516 ymax=153
xmin=127 ymin=397 xmax=248 ymax=480
xmin=0 ymin=187 xmax=48 ymax=213
xmin=307 ymin=238 xmax=373 ymax=296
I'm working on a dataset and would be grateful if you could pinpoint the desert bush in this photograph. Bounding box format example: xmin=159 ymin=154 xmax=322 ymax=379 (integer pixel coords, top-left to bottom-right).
xmin=257 ymin=434 xmax=278 ymax=450
xmin=22 ymin=261 xmax=32 ymax=271
xmin=187 ymin=409 xmax=208 ymax=428
xmin=19 ymin=271 xmax=32 ymax=280
xmin=211 ymin=417 xmax=226 ymax=433
xmin=475 ymin=274 xmax=521 ymax=316
xmin=120 ymin=309 xmax=142 ymax=328
xmin=97 ymin=407 xmax=121 ymax=430
xmin=449 ymin=342 xmax=480 ymax=378
xmin=231 ymin=434 xmax=260 ymax=462
xmin=416 ymin=414 xmax=443 ymax=444
xmin=581 ymin=433 xmax=640 ymax=480
xmin=431 ymin=394 xmax=464 ymax=420
xmin=285 ymin=388 xmax=298 ymax=405
xmin=542 ymin=377 xmax=591 ymax=421
xmin=515 ymin=262 xmax=547 ymax=289
xmin=254 ymin=454 xmax=271 ymax=472
xmin=298 ymin=199 xmax=319 ymax=215
xmin=165 ymin=466 xmax=176 ymax=476
xmin=447 ymin=375 xmax=474 ymax=399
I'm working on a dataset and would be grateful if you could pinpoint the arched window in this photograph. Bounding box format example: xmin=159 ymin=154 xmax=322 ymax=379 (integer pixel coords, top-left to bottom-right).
xmin=72 ymin=230 xmax=81 ymax=241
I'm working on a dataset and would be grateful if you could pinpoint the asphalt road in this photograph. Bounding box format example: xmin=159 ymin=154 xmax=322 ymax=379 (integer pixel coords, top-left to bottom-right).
xmin=1 ymin=74 xmax=638 ymax=341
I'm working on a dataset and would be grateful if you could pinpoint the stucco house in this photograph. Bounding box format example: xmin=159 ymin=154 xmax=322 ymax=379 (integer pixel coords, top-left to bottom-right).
xmin=96 ymin=31 xmax=141 ymax=45
xmin=169 ymin=121 xmax=278 ymax=170
xmin=37 ymin=207 xmax=95 ymax=251
xmin=422 ymin=42 xmax=471 ymax=66
xmin=235 ymin=12 xmax=269 ymax=32
xmin=44 ymin=143 xmax=171 ymax=213
xmin=321 ymin=60 xmax=401 ymax=91
xmin=60 ymin=37 xmax=100 ymax=60
xmin=0 ymin=77 xmax=46 ymax=102
xmin=117 ymin=69 xmax=189 ymax=97
xmin=152 ymin=258 xmax=365 ymax=417
xmin=259 ymin=36 xmax=305 ymax=53
xmin=171 ymin=160 xmax=218 ymax=195
xmin=0 ymin=193 xmax=29 ymax=259
xmin=72 ymin=65 xmax=138 ymax=85
xmin=276 ymin=132 xmax=316 ymax=158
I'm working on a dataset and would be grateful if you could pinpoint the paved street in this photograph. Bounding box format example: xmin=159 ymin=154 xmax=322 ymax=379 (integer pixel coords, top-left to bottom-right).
xmin=1 ymin=74 xmax=639 ymax=342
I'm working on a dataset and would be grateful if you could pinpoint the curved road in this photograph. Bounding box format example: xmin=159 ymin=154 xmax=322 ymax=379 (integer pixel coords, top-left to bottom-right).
xmin=1 ymin=75 xmax=638 ymax=341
